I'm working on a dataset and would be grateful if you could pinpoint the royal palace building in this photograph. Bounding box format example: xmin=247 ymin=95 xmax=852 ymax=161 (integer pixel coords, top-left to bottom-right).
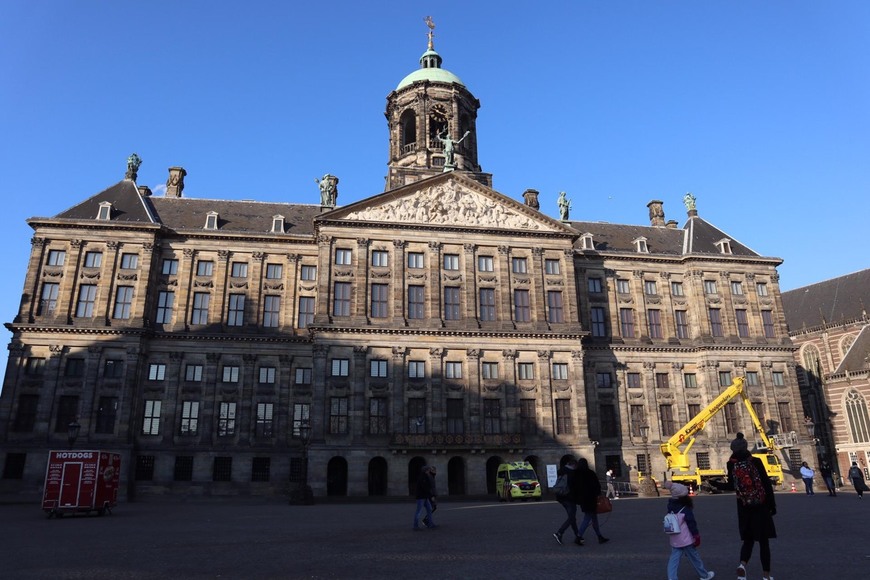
xmin=0 ymin=30 xmax=814 ymax=500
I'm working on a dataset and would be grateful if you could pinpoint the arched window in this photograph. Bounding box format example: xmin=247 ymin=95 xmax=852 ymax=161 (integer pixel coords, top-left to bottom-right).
xmin=841 ymin=334 xmax=856 ymax=359
xmin=845 ymin=389 xmax=870 ymax=443
xmin=399 ymin=109 xmax=416 ymax=153
xmin=802 ymin=344 xmax=822 ymax=387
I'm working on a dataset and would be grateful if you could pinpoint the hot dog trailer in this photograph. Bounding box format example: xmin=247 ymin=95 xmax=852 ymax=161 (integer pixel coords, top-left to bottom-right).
xmin=42 ymin=450 xmax=121 ymax=517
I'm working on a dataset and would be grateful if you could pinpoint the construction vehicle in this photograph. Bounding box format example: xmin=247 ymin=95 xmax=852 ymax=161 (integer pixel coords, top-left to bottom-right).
xmin=659 ymin=377 xmax=794 ymax=492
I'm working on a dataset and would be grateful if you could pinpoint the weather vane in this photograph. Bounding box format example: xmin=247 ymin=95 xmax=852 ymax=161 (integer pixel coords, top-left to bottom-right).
xmin=425 ymin=16 xmax=435 ymax=50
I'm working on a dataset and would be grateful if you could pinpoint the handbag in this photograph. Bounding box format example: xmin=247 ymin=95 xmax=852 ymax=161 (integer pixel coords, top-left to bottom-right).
xmin=596 ymin=495 xmax=613 ymax=514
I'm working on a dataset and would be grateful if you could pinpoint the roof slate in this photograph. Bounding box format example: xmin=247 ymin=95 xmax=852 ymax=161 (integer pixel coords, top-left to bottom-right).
xmin=832 ymin=324 xmax=870 ymax=374
xmin=781 ymin=269 xmax=870 ymax=331
xmin=54 ymin=179 xmax=155 ymax=223
xmin=147 ymin=197 xmax=321 ymax=236
xmin=568 ymin=221 xmax=684 ymax=254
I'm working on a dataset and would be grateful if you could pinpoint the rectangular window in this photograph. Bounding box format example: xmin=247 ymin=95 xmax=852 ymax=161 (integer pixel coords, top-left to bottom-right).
xmin=191 ymin=292 xmax=210 ymax=325
xmin=479 ymin=288 xmax=496 ymax=321
xmin=13 ymin=395 xmax=38 ymax=431
xmin=298 ymin=296 xmax=315 ymax=328
xmin=731 ymin=281 xmax=744 ymax=295
xmin=587 ymin=277 xmax=602 ymax=293
xmin=180 ymin=401 xmax=200 ymax=435
xmin=185 ymin=364 xmax=203 ymax=382
xmin=113 ymin=286 xmax=134 ymax=319
xmin=222 ymin=366 xmax=240 ymax=383
xmin=142 ymin=400 xmax=161 ymax=435
xmin=333 ymin=282 xmax=351 ymax=316
xmin=408 ymin=398 xmax=426 ymax=434
xmin=630 ymin=405 xmax=645 ymax=437
xmin=590 ymin=306 xmax=607 ymax=337
xmin=514 ymin=289 xmax=530 ymax=322
xmin=295 ymin=368 xmax=312 ymax=385
xmin=371 ymin=250 xmax=389 ymax=267
xmin=251 ymin=458 xmax=271 ymax=482
xmin=719 ymin=371 xmax=732 ymax=386
xmin=407 ymin=252 xmax=424 ymax=269
xmin=446 ymin=398 xmax=464 ymax=434
xmin=38 ymin=282 xmax=60 ymax=315
xmin=752 ymin=401 xmax=765 ymax=428
xmin=600 ymin=404 xmax=618 ymax=437
xmin=675 ymin=310 xmax=689 ymax=339
xmin=370 ymin=359 xmax=388 ymax=378
xmin=482 ymin=361 xmax=499 ymax=379
xmin=445 ymin=361 xmax=462 ymax=379
xmin=265 ymin=263 xmax=283 ymax=279
xmin=174 ymin=456 xmax=194 ymax=481
xmin=120 ymin=253 xmax=138 ymax=269
xmin=443 ymin=254 xmax=459 ymax=270
xmin=644 ymin=280 xmax=657 ymax=295
xmin=619 ymin=308 xmax=635 ymax=337
xmin=647 ymin=309 xmax=662 ymax=338
xmin=688 ymin=403 xmax=701 ymax=421
xmin=552 ymin=363 xmax=568 ymax=380
xmin=227 ymin=294 xmax=245 ymax=326
xmin=162 ymin=258 xmax=179 ymax=275
xmin=25 ymin=357 xmax=46 ymax=376
xmin=255 ymin=403 xmax=274 ymax=437
xmin=756 ymin=282 xmax=769 ymax=297
xmin=724 ymin=402 xmax=739 ymax=433
xmin=555 ymin=399 xmax=573 ymax=435
xmin=300 ymin=265 xmax=317 ymax=281
xmin=627 ymin=373 xmax=641 ymax=388
xmin=703 ymin=280 xmax=717 ymax=294
xmin=331 ymin=359 xmax=350 ymax=377
xmin=544 ymin=259 xmax=561 ymax=275
xmin=155 ymin=291 xmax=174 ymax=324
xmin=335 ymin=248 xmax=352 ymax=265
xmin=407 ymin=285 xmax=424 ymax=319
xmin=683 ymin=373 xmax=697 ymax=388
xmin=148 ymin=363 xmax=166 ymax=381
xmin=64 ymin=358 xmax=84 ymax=378
xmin=695 ymin=451 xmax=711 ymax=470
xmin=258 ymin=367 xmax=276 ymax=384
xmin=263 ymin=295 xmax=281 ymax=327
xmin=408 ymin=360 xmax=425 ymax=378
xmin=218 ymin=402 xmax=237 ymax=436
xmin=745 ymin=371 xmax=759 ymax=386
xmin=444 ymin=286 xmax=461 ymax=320
xmin=655 ymin=373 xmax=669 ymax=389
xmin=84 ymin=251 xmax=102 ymax=268
xmin=616 ymin=279 xmax=630 ymax=294
xmin=104 ymin=359 xmax=123 ymax=379
xmin=520 ymin=399 xmax=536 ymax=434
xmin=213 ymin=457 xmax=232 ymax=482
xmin=597 ymin=372 xmax=613 ymax=389
xmin=518 ymin=362 xmax=534 ymax=380
xmin=47 ymin=249 xmax=66 ymax=266
xmin=369 ymin=397 xmax=388 ymax=435
xmin=483 ymin=399 xmax=501 ymax=434
xmin=709 ymin=308 xmax=723 ymax=337
xmin=292 ymin=403 xmax=310 ymax=438
xmin=778 ymin=402 xmax=793 ymax=432
xmin=511 ymin=257 xmax=528 ymax=273
xmin=761 ymin=311 xmax=776 ymax=338
xmin=477 ymin=255 xmax=494 ymax=272
xmin=736 ymin=309 xmax=750 ymax=337
xmin=370 ymin=284 xmax=389 ymax=318
xmin=772 ymin=371 xmax=785 ymax=386
xmin=660 ymin=404 xmax=676 ymax=436
xmin=329 ymin=397 xmax=349 ymax=434
xmin=76 ymin=284 xmax=97 ymax=317
xmin=670 ymin=281 xmax=684 ymax=296
xmin=547 ymin=291 xmax=564 ymax=323
xmin=135 ymin=456 xmax=155 ymax=481
xmin=196 ymin=260 xmax=214 ymax=276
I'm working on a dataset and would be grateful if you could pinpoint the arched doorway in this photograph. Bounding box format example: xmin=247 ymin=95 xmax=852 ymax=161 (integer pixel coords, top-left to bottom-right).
xmin=408 ymin=456 xmax=428 ymax=496
xmin=525 ymin=455 xmax=542 ymax=479
xmin=447 ymin=456 xmax=466 ymax=496
xmin=326 ymin=457 xmax=348 ymax=496
xmin=368 ymin=457 xmax=388 ymax=496
xmin=486 ymin=455 xmax=504 ymax=495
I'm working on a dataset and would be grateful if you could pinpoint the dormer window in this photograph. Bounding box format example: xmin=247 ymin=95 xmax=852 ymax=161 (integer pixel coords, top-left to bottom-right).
xmin=715 ymin=238 xmax=732 ymax=254
xmin=580 ymin=233 xmax=595 ymax=250
xmin=633 ymin=237 xmax=649 ymax=253
xmin=97 ymin=202 xmax=112 ymax=221
xmin=271 ymin=215 xmax=285 ymax=234
xmin=204 ymin=212 xmax=218 ymax=230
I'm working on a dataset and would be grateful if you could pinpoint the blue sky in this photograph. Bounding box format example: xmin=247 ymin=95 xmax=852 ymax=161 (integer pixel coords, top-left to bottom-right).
xmin=1 ymin=1 xmax=868 ymax=372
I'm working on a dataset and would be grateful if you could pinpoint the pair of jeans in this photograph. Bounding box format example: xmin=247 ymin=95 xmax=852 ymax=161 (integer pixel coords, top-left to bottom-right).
xmin=556 ymin=498 xmax=578 ymax=536
xmin=803 ymin=477 xmax=814 ymax=494
xmin=577 ymin=510 xmax=602 ymax=539
xmin=667 ymin=545 xmax=709 ymax=580
xmin=823 ymin=476 xmax=836 ymax=495
xmin=413 ymin=498 xmax=434 ymax=528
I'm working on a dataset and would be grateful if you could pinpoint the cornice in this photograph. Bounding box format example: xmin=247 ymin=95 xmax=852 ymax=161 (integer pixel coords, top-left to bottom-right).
xmin=574 ymin=251 xmax=782 ymax=268
xmin=583 ymin=343 xmax=797 ymax=355
xmin=308 ymin=326 xmax=587 ymax=341
xmin=314 ymin=218 xmax=576 ymax=241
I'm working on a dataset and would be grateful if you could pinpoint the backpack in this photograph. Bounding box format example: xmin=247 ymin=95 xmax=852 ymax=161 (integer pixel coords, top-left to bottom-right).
xmin=663 ymin=507 xmax=684 ymax=534
xmin=732 ymin=457 xmax=767 ymax=506
xmin=552 ymin=473 xmax=570 ymax=496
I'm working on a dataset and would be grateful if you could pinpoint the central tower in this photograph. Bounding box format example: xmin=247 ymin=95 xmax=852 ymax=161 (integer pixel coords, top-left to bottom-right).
xmin=384 ymin=18 xmax=491 ymax=191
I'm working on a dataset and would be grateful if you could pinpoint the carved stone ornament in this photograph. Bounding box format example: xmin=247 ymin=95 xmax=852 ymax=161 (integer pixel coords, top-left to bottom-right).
xmin=466 ymin=349 xmax=480 ymax=358
xmin=343 ymin=182 xmax=553 ymax=231
xmin=80 ymin=270 xmax=101 ymax=280
xmin=228 ymin=280 xmax=248 ymax=289
xmin=392 ymin=346 xmax=407 ymax=357
xmin=519 ymin=384 xmax=537 ymax=392
xmin=513 ymin=278 xmax=530 ymax=285
xmin=300 ymin=285 xmax=316 ymax=292
xmin=407 ymin=272 xmax=426 ymax=280
xmin=117 ymin=273 xmax=138 ymax=281
xmin=502 ymin=350 xmax=517 ymax=359
xmin=443 ymin=273 xmax=462 ymax=282
xmin=429 ymin=347 xmax=444 ymax=357
xmin=264 ymin=282 xmax=284 ymax=291
xmin=553 ymin=382 xmax=570 ymax=392
xmin=629 ymin=391 xmax=645 ymax=399
xmin=646 ymin=295 xmax=662 ymax=305
xmin=545 ymin=279 xmax=564 ymax=286
xmin=42 ymin=267 xmax=63 ymax=279
xmin=371 ymin=271 xmax=391 ymax=279
xmin=334 ymin=270 xmax=354 ymax=278
xmin=194 ymin=280 xmax=214 ymax=288
xmin=49 ymin=344 xmax=64 ymax=355
xmin=407 ymin=381 xmax=427 ymax=392
xmin=8 ymin=343 xmax=26 ymax=356
xmin=30 ymin=237 xmax=46 ymax=247
xmin=478 ymin=276 xmax=497 ymax=283
xmin=617 ymin=295 xmax=634 ymax=304
xmin=183 ymin=248 xmax=196 ymax=258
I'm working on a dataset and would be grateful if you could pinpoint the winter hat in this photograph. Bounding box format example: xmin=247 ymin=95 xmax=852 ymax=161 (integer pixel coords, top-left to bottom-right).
xmin=663 ymin=481 xmax=689 ymax=498
xmin=730 ymin=432 xmax=749 ymax=453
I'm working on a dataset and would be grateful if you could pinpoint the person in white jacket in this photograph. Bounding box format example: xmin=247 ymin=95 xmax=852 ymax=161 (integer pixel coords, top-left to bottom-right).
xmin=799 ymin=462 xmax=815 ymax=495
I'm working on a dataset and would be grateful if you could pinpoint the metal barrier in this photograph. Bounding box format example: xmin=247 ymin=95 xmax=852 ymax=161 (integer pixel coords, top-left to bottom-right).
xmin=600 ymin=480 xmax=638 ymax=497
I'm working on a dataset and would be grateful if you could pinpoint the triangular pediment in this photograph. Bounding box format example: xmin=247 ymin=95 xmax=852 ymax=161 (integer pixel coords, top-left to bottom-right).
xmin=322 ymin=173 xmax=571 ymax=234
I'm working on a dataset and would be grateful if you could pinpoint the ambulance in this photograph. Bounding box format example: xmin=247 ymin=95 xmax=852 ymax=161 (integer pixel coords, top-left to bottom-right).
xmin=495 ymin=461 xmax=542 ymax=502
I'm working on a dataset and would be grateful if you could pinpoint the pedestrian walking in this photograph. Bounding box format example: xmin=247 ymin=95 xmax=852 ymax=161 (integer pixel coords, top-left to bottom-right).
xmin=575 ymin=457 xmax=610 ymax=546
xmin=799 ymin=461 xmax=815 ymax=495
xmin=412 ymin=465 xmax=436 ymax=530
xmin=726 ymin=433 xmax=777 ymax=580
xmin=552 ymin=459 xmax=582 ymax=546
xmin=605 ymin=469 xmax=618 ymax=500
xmin=662 ymin=481 xmax=715 ymax=580
xmin=422 ymin=465 xmax=438 ymax=527
xmin=848 ymin=461 xmax=869 ymax=499
xmin=819 ymin=461 xmax=837 ymax=496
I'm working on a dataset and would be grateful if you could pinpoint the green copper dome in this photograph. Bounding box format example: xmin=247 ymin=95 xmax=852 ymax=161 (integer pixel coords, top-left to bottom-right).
xmin=396 ymin=49 xmax=465 ymax=91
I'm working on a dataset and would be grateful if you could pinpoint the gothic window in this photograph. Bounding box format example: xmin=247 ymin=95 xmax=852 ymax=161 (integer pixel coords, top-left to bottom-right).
xmin=845 ymin=390 xmax=870 ymax=443
xmin=841 ymin=335 xmax=856 ymax=359
xmin=802 ymin=344 xmax=822 ymax=387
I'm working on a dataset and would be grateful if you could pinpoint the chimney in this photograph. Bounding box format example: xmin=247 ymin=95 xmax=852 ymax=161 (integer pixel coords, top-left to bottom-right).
xmin=166 ymin=167 xmax=187 ymax=198
xmin=647 ymin=200 xmax=665 ymax=227
xmin=138 ymin=185 xmax=152 ymax=197
xmin=666 ymin=220 xmax=678 ymax=229
xmin=522 ymin=189 xmax=540 ymax=210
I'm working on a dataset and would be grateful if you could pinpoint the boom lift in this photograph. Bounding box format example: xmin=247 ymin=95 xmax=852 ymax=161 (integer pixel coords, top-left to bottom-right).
xmin=659 ymin=377 xmax=792 ymax=491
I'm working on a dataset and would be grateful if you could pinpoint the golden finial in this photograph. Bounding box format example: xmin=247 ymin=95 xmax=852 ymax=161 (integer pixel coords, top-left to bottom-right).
xmin=424 ymin=16 xmax=435 ymax=50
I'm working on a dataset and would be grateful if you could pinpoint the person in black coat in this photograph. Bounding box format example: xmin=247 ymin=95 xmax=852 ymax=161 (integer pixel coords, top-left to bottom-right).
xmin=575 ymin=457 xmax=609 ymax=545
xmin=726 ymin=433 xmax=776 ymax=580
xmin=412 ymin=466 xmax=436 ymax=530
xmin=552 ymin=459 xmax=582 ymax=545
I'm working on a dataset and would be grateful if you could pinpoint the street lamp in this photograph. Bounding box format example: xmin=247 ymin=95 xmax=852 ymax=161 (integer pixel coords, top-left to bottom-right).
xmin=291 ymin=419 xmax=314 ymax=505
xmin=638 ymin=424 xmax=659 ymax=497
xmin=67 ymin=419 xmax=81 ymax=449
